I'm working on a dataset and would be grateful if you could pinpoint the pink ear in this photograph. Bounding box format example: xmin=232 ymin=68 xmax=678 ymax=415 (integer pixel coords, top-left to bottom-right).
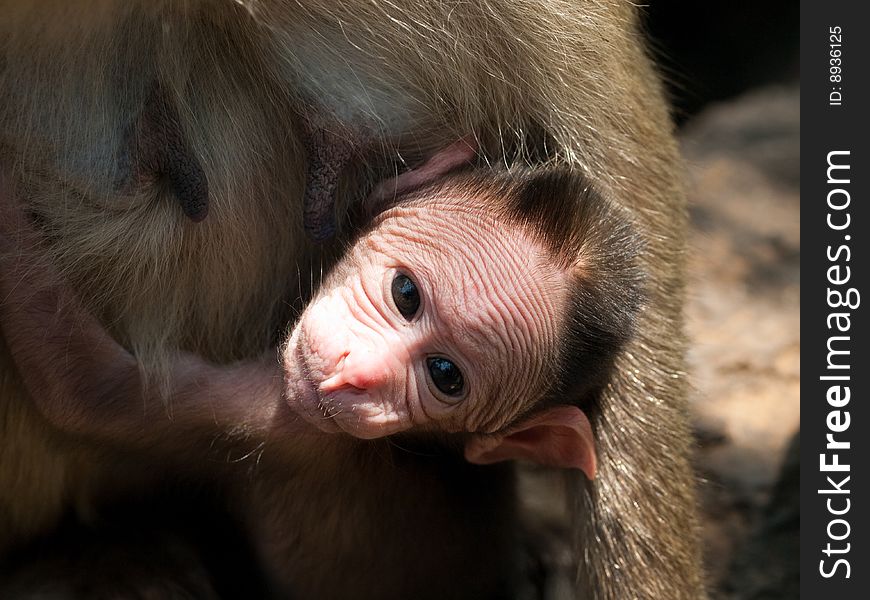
xmin=464 ymin=406 xmax=597 ymax=479
xmin=365 ymin=136 xmax=477 ymax=213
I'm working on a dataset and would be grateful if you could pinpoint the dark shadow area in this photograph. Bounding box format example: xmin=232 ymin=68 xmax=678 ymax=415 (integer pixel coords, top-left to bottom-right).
xmin=643 ymin=0 xmax=799 ymax=123
xmin=0 ymin=481 xmax=273 ymax=600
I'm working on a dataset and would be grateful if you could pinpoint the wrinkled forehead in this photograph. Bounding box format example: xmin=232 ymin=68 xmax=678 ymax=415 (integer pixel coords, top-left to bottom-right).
xmin=373 ymin=201 xmax=568 ymax=430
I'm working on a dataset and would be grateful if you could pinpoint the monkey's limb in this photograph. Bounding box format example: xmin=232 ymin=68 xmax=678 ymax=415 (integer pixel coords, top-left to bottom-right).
xmin=0 ymin=174 xmax=307 ymax=447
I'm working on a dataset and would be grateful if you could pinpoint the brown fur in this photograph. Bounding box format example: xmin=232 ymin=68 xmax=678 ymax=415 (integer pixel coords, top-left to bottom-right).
xmin=0 ymin=1 xmax=704 ymax=598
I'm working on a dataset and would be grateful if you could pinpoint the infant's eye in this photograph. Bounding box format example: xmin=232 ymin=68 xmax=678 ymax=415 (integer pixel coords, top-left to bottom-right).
xmin=427 ymin=357 xmax=464 ymax=397
xmin=391 ymin=273 xmax=421 ymax=320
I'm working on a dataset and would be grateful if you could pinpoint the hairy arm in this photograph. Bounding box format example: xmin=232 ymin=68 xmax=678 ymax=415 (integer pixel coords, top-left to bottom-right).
xmin=0 ymin=172 xmax=311 ymax=448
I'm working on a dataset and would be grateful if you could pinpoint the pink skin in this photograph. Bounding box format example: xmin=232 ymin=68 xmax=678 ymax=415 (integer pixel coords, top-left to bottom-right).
xmin=281 ymin=190 xmax=597 ymax=478
xmin=283 ymin=195 xmax=566 ymax=440
xmin=0 ymin=143 xmax=598 ymax=477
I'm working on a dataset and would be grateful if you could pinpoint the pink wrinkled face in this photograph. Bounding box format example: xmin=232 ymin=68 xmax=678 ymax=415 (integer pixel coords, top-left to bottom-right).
xmin=282 ymin=198 xmax=567 ymax=439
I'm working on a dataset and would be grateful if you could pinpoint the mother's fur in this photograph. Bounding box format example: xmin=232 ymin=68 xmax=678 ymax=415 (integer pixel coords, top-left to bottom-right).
xmin=0 ymin=2 xmax=703 ymax=598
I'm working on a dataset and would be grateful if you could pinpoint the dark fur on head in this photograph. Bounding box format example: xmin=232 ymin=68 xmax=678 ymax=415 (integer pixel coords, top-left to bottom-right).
xmin=504 ymin=169 xmax=646 ymax=418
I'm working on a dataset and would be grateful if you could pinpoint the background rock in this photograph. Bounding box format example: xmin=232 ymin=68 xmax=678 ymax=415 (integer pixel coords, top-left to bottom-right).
xmin=681 ymin=84 xmax=800 ymax=596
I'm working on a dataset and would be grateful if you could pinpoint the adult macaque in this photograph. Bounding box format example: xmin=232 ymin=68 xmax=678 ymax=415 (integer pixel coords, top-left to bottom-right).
xmin=0 ymin=1 xmax=705 ymax=599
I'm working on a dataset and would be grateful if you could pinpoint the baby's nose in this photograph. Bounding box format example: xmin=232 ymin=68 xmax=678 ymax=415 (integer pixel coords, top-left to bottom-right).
xmin=319 ymin=348 xmax=394 ymax=394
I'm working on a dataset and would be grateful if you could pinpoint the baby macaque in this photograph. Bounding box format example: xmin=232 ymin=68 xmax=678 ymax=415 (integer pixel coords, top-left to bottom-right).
xmin=0 ymin=147 xmax=643 ymax=478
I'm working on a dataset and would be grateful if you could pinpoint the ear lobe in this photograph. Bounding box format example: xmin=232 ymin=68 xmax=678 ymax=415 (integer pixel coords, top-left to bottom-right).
xmin=464 ymin=405 xmax=597 ymax=479
xmin=365 ymin=136 xmax=477 ymax=215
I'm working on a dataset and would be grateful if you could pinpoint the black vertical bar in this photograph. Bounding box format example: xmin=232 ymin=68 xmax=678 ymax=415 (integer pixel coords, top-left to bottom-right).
xmin=801 ymin=2 xmax=869 ymax=597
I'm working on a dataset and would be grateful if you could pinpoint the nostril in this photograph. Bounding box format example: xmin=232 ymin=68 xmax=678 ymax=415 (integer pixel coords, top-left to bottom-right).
xmin=319 ymin=369 xmax=368 ymax=395
xmin=335 ymin=351 xmax=349 ymax=371
xmin=320 ymin=381 xmax=367 ymax=396
xmin=318 ymin=347 xmax=394 ymax=394
xmin=343 ymin=361 xmax=391 ymax=391
xmin=318 ymin=352 xmax=353 ymax=394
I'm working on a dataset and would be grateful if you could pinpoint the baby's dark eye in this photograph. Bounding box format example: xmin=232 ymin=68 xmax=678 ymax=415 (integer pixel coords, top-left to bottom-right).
xmin=427 ymin=357 xmax=464 ymax=397
xmin=391 ymin=273 xmax=421 ymax=320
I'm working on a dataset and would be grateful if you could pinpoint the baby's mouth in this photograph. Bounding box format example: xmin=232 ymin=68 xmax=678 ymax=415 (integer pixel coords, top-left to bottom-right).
xmin=283 ymin=328 xmax=342 ymax=434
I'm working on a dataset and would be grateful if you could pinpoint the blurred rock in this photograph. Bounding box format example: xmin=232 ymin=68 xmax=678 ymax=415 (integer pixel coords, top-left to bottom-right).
xmin=680 ymin=83 xmax=800 ymax=596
